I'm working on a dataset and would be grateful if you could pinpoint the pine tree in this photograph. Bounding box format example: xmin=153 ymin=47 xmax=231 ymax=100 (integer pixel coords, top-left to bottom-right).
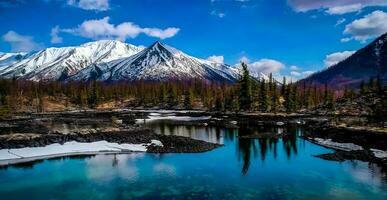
xmin=259 ymin=79 xmax=268 ymax=112
xmin=159 ymin=84 xmax=168 ymax=107
xmin=167 ymin=85 xmax=178 ymax=108
xmin=281 ymin=76 xmax=286 ymax=96
xmin=184 ymin=88 xmax=194 ymax=109
xmin=271 ymin=82 xmax=278 ymax=112
xmin=88 ymin=80 xmax=99 ymax=108
xmin=214 ymin=89 xmax=224 ymax=111
xmin=324 ymin=83 xmax=334 ymax=109
xmin=238 ymin=62 xmax=252 ymax=111
xmin=284 ymin=83 xmax=295 ymax=113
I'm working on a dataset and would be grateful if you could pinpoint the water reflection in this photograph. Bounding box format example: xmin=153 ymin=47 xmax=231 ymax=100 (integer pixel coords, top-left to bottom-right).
xmin=145 ymin=121 xmax=302 ymax=175
xmin=86 ymin=154 xmax=144 ymax=182
xmin=1 ymin=121 xmax=387 ymax=199
xmin=147 ymin=123 xmax=225 ymax=144
xmin=235 ymin=127 xmax=299 ymax=175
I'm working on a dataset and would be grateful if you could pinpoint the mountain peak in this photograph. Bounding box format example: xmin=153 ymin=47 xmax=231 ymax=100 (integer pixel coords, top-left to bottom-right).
xmin=80 ymin=40 xmax=126 ymax=47
xmin=0 ymin=40 xmax=238 ymax=83
xmin=150 ymin=41 xmax=163 ymax=46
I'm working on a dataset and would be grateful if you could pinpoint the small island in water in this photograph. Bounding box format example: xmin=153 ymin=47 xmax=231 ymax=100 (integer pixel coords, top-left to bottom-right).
xmin=0 ymin=1 xmax=386 ymax=199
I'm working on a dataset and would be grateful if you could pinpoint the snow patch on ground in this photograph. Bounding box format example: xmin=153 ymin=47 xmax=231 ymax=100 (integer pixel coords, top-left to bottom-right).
xmin=0 ymin=140 xmax=163 ymax=166
xmin=311 ymin=138 xmax=363 ymax=151
xmin=151 ymin=140 xmax=163 ymax=147
xmin=136 ymin=114 xmax=211 ymax=123
xmin=371 ymin=149 xmax=387 ymax=159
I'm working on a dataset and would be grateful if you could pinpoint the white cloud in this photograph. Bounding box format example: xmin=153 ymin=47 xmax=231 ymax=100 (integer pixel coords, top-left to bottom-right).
xmin=288 ymin=0 xmax=387 ymax=15
xmin=67 ymin=0 xmax=110 ymax=11
xmin=290 ymin=65 xmax=299 ymax=70
xmin=239 ymin=56 xmax=250 ymax=64
xmin=340 ymin=37 xmax=352 ymax=42
xmin=291 ymin=71 xmax=301 ymax=76
xmin=326 ymin=4 xmax=363 ymax=15
xmin=142 ymin=27 xmax=180 ymax=40
xmin=50 ymin=26 xmax=63 ymax=44
xmin=335 ymin=18 xmax=346 ymax=26
xmin=289 ymin=70 xmax=315 ymax=80
xmin=324 ymin=50 xmax=355 ymax=67
xmin=344 ymin=10 xmax=387 ymax=42
xmin=248 ymin=59 xmax=285 ymax=75
xmin=58 ymin=17 xmax=180 ymax=41
xmin=2 ymin=31 xmax=43 ymax=52
xmin=211 ymin=10 xmax=225 ymax=18
xmin=237 ymin=56 xmax=314 ymax=81
xmin=237 ymin=57 xmax=286 ymax=77
xmin=207 ymin=55 xmax=224 ymax=64
xmin=302 ymin=70 xmax=315 ymax=77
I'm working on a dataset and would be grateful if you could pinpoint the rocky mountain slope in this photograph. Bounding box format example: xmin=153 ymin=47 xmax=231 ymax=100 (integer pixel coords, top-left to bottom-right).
xmin=70 ymin=41 xmax=238 ymax=82
xmin=301 ymin=33 xmax=387 ymax=88
xmin=0 ymin=40 xmax=143 ymax=81
xmin=0 ymin=52 xmax=30 ymax=69
xmin=0 ymin=41 xmax=238 ymax=82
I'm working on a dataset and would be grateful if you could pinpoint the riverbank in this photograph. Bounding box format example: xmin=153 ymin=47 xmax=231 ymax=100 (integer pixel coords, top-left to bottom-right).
xmin=0 ymin=111 xmax=224 ymax=166
xmin=303 ymin=119 xmax=387 ymax=169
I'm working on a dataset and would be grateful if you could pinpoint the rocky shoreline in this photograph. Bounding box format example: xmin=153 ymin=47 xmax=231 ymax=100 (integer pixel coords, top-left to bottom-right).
xmin=0 ymin=111 xmax=225 ymax=166
xmin=304 ymin=119 xmax=387 ymax=170
xmin=0 ymin=129 xmax=222 ymax=153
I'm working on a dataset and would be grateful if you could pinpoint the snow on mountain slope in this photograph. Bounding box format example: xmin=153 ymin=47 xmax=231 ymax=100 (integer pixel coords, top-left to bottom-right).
xmin=0 ymin=52 xmax=29 ymax=68
xmin=70 ymin=41 xmax=238 ymax=82
xmin=249 ymin=71 xmax=270 ymax=82
xmin=0 ymin=40 xmax=143 ymax=81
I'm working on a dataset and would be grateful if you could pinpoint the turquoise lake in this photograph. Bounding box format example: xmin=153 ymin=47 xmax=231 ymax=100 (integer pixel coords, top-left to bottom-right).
xmin=0 ymin=122 xmax=386 ymax=200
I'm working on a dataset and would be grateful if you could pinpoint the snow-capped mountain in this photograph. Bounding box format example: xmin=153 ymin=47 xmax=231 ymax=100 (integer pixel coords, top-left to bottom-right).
xmin=0 ymin=52 xmax=30 ymax=68
xmin=70 ymin=41 xmax=238 ymax=82
xmin=0 ymin=40 xmax=143 ymax=81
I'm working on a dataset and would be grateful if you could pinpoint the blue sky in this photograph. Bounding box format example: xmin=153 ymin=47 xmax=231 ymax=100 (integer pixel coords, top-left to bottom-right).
xmin=0 ymin=0 xmax=386 ymax=79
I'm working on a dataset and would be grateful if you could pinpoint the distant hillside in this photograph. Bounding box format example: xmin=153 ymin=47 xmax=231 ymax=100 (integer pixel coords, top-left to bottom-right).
xmin=301 ymin=33 xmax=387 ymax=88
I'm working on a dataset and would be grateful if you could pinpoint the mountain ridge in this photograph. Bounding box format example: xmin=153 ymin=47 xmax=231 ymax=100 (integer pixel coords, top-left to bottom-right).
xmin=301 ymin=33 xmax=387 ymax=88
xmin=0 ymin=40 xmax=144 ymax=81
xmin=0 ymin=40 xmax=239 ymax=83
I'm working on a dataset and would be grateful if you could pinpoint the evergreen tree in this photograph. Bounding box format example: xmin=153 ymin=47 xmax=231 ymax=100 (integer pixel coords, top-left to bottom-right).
xmin=214 ymin=89 xmax=224 ymax=111
xmin=259 ymin=79 xmax=268 ymax=112
xmin=324 ymin=83 xmax=334 ymax=109
xmin=184 ymin=88 xmax=194 ymax=109
xmin=284 ymin=83 xmax=295 ymax=113
xmin=238 ymin=62 xmax=252 ymax=111
xmin=167 ymin=85 xmax=178 ymax=108
xmin=271 ymin=82 xmax=278 ymax=112
xmin=159 ymin=84 xmax=168 ymax=107
xmin=281 ymin=76 xmax=286 ymax=96
xmin=88 ymin=80 xmax=99 ymax=108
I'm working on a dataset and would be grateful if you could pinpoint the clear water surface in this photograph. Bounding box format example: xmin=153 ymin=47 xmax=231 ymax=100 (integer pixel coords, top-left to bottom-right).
xmin=0 ymin=119 xmax=386 ymax=200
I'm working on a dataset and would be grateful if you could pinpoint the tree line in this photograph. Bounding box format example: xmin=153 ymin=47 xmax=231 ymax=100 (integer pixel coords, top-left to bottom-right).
xmin=0 ymin=62 xmax=364 ymax=117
